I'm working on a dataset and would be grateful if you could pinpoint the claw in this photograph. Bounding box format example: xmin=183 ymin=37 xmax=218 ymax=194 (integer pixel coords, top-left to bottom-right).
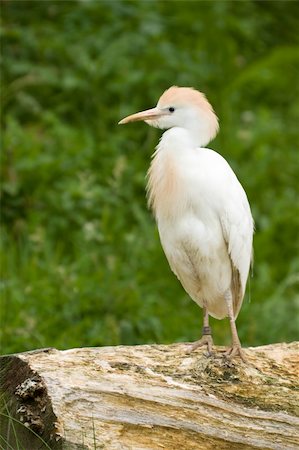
xmin=186 ymin=335 xmax=214 ymax=355
xmin=225 ymin=345 xmax=247 ymax=363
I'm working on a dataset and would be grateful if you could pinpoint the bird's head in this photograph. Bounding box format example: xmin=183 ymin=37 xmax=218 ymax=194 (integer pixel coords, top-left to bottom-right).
xmin=119 ymin=86 xmax=219 ymax=147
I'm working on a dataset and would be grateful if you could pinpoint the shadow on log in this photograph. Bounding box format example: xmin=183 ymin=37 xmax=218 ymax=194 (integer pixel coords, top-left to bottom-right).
xmin=1 ymin=342 xmax=298 ymax=449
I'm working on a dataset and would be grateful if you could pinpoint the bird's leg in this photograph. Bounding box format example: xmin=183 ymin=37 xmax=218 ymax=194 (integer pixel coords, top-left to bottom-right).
xmin=224 ymin=290 xmax=247 ymax=362
xmin=187 ymin=302 xmax=214 ymax=355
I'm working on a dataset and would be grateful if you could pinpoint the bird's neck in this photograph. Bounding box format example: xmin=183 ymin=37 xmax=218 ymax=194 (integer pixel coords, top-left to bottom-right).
xmin=159 ymin=127 xmax=202 ymax=153
xmin=161 ymin=124 xmax=213 ymax=149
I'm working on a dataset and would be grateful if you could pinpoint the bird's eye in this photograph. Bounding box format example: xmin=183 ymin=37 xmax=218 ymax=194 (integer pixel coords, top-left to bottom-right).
xmin=168 ymin=107 xmax=175 ymax=113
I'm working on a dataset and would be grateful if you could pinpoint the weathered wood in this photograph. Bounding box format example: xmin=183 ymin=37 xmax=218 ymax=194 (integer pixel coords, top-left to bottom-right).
xmin=1 ymin=342 xmax=298 ymax=449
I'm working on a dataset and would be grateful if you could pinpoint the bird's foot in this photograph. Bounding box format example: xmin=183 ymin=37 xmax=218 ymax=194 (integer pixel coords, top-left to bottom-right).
xmin=224 ymin=345 xmax=247 ymax=363
xmin=187 ymin=332 xmax=214 ymax=356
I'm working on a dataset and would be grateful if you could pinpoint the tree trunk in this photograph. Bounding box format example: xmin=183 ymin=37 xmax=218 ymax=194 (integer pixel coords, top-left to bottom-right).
xmin=1 ymin=342 xmax=298 ymax=450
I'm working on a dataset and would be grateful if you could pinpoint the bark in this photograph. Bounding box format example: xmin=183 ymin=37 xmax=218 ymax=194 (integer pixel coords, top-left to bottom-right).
xmin=0 ymin=342 xmax=298 ymax=450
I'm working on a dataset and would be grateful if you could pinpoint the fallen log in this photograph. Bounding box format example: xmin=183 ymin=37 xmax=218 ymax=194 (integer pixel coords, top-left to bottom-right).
xmin=0 ymin=342 xmax=298 ymax=449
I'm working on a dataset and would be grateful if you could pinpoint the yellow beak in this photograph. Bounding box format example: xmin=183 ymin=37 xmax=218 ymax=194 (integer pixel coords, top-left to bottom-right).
xmin=118 ymin=107 xmax=168 ymax=125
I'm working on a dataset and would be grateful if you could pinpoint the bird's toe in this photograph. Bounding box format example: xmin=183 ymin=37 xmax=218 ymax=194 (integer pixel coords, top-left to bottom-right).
xmin=186 ymin=335 xmax=214 ymax=356
xmin=225 ymin=346 xmax=247 ymax=363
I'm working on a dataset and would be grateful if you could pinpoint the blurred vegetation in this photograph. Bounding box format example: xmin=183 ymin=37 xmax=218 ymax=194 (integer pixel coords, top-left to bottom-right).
xmin=1 ymin=0 xmax=299 ymax=355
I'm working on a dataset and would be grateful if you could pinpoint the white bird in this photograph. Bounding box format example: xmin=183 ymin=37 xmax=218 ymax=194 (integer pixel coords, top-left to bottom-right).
xmin=119 ymin=86 xmax=254 ymax=360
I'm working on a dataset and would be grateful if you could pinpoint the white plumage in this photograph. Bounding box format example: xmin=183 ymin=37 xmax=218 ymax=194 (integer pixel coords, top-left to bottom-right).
xmin=119 ymin=86 xmax=254 ymax=360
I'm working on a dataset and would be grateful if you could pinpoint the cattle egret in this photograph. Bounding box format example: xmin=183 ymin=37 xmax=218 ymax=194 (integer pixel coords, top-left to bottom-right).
xmin=119 ymin=86 xmax=254 ymax=361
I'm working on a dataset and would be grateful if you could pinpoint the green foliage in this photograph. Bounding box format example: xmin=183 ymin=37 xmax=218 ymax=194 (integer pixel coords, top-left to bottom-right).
xmin=1 ymin=0 xmax=299 ymax=354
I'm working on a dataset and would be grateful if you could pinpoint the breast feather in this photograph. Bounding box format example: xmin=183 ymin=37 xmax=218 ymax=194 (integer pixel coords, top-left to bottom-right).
xmin=146 ymin=149 xmax=183 ymax=218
